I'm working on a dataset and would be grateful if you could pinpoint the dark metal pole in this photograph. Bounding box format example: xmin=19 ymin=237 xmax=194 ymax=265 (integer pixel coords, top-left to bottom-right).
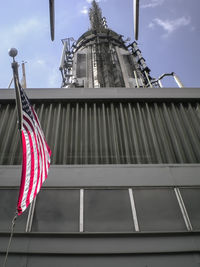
xmin=134 ymin=0 xmax=139 ymax=40
xmin=49 ymin=0 xmax=55 ymax=41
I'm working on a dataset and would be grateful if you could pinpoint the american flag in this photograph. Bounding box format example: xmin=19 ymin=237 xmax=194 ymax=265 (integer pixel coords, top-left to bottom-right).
xmin=17 ymin=86 xmax=51 ymax=215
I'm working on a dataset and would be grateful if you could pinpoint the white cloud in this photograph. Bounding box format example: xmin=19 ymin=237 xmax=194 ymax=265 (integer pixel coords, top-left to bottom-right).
xmin=13 ymin=18 xmax=41 ymax=35
xmin=48 ymin=67 xmax=61 ymax=87
xmin=36 ymin=59 xmax=46 ymax=66
xmin=148 ymin=22 xmax=155 ymax=29
xmin=81 ymin=6 xmax=88 ymax=14
xmin=149 ymin=16 xmax=191 ymax=37
xmin=0 ymin=17 xmax=47 ymax=51
xmin=141 ymin=0 xmax=164 ymax=8
xmin=29 ymin=58 xmax=60 ymax=88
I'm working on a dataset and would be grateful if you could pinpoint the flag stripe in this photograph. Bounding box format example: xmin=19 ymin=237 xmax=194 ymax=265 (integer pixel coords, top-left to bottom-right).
xmin=24 ymin=123 xmax=35 ymax=208
xmin=17 ymin=131 xmax=27 ymax=215
xmin=23 ymin=117 xmax=38 ymax=207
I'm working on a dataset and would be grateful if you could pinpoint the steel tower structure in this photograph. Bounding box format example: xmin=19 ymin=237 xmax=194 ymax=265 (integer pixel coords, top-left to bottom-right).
xmin=60 ymin=0 xmax=152 ymax=88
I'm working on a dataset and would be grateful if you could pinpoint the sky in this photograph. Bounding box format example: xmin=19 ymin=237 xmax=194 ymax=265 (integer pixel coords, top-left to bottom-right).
xmin=0 ymin=0 xmax=199 ymax=88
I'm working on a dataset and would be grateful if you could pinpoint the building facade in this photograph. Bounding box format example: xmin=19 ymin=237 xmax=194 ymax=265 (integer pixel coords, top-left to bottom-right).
xmin=1 ymin=1 xmax=200 ymax=266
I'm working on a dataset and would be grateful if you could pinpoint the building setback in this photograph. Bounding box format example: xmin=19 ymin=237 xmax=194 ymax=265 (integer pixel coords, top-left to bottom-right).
xmin=1 ymin=1 xmax=200 ymax=266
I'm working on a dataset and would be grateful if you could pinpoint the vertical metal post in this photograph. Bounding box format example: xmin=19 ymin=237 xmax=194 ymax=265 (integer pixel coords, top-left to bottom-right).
xmin=144 ymin=71 xmax=152 ymax=88
xmin=80 ymin=189 xmax=84 ymax=232
xmin=173 ymin=73 xmax=184 ymax=88
xmin=26 ymin=198 xmax=36 ymax=232
xmin=128 ymin=188 xmax=140 ymax=232
xmin=158 ymin=79 xmax=163 ymax=88
xmin=174 ymin=188 xmax=192 ymax=231
xmin=8 ymin=77 xmax=14 ymax=89
xmin=21 ymin=61 xmax=27 ymax=88
xmin=133 ymin=70 xmax=139 ymax=88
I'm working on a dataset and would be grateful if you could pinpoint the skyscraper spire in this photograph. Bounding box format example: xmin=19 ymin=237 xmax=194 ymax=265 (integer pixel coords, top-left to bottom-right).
xmin=89 ymin=0 xmax=106 ymax=31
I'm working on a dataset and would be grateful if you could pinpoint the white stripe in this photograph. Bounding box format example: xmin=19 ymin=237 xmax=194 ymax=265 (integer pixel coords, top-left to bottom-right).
xmin=20 ymin=124 xmax=31 ymax=211
xmin=23 ymin=110 xmax=50 ymax=195
xmin=36 ymin=133 xmax=43 ymax=193
xmin=21 ymin=113 xmax=39 ymax=210
xmin=37 ymin=131 xmax=45 ymax=184
xmin=23 ymin=118 xmax=38 ymax=204
xmin=35 ymin=117 xmax=50 ymax=167
xmin=35 ymin=121 xmax=49 ymax=179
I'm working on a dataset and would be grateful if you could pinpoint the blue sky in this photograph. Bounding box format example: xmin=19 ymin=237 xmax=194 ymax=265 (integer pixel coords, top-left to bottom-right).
xmin=0 ymin=0 xmax=199 ymax=88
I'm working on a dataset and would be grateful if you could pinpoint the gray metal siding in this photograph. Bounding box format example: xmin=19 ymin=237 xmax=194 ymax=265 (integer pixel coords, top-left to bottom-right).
xmin=0 ymin=101 xmax=200 ymax=165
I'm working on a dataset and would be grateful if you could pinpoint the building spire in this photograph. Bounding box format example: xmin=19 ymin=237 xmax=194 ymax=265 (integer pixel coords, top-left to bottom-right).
xmin=89 ymin=0 xmax=107 ymax=31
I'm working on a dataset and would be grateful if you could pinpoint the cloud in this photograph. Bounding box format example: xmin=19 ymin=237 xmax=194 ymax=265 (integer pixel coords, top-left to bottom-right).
xmin=36 ymin=59 xmax=46 ymax=66
xmin=13 ymin=18 xmax=41 ymax=35
xmin=48 ymin=67 xmax=61 ymax=87
xmin=141 ymin=0 xmax=164 ymax=8
xmin=29 ymin=58 xmax=60 ymax=88
xmin=81 ymin=6 xmax=88 ymax=14
xmin=149 ymin=16 xmax=191 ymax=37
xmin=148 ymin=22 xmax=155 ymax=29
xmin=0 ymin=17 xmax=47 ymax=51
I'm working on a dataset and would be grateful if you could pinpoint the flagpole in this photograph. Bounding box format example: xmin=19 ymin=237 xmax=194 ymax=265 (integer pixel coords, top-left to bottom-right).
xmin=3 ymin=48 xmax=22 ymax=267
xmin=2 ymin=212 xmax=18 ymax=267
xmin=9 ymin=48 xmax=23 ymax=131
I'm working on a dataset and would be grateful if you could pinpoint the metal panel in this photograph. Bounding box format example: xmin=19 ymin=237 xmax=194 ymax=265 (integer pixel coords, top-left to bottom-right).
xmin=1 ymin=254 xmax=200 ymax=267
xmin=77 ymin=54 xmax=87 ymax=78
xmin=0 ymin=101 xmax=199 ymax=165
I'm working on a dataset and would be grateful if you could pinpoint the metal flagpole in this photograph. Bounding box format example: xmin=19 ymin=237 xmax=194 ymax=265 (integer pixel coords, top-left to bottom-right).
xmin=2 ymin=48 xmax=23 ymax=267
xmin=2 ymin=212 xmax=18 ymax=267
xmin=9 ymin=48 xmax=23 ymax=131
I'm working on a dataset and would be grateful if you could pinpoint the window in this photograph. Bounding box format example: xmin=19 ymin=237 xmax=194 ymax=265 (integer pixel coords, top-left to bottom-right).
xmin=77 ymin=54 xmax=86 ymax=78
xmin=84 ymin=189 xmax=134 ymax=232
xmin=180 ymin=188 xmax=200 ymax=230
xmin=0 ymin=189 xmax=28 ymax=231
xmin=32 ymin=189 xmax=80 ymax=232
xmin=133 ymin=188 xmax=187 ymax=231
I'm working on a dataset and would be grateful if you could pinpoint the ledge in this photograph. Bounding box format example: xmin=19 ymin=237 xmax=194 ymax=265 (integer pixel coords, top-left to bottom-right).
xmin=0 ymin=164 xmax=200 ymax=187
xmin=0 ymin=88 xmax=200 ymax=102
xmin=0 ymin=231 xmax=200 ymax=255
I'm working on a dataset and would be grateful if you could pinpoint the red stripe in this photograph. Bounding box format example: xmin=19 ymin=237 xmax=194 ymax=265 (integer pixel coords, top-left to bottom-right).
xmin=35 ymin=122 xmax=48 ymax=178
xmin=23 ymin=123 xmax=35 ymax=208
xmin=33 ymin=128 xmax=41 ymax=200
xmin=39 ymin=139 xmax=44 ymax=193
xmin=39 ymin=131 xmax=47 ymax=181
xmin=31 ymin=109 xmax=51 ymax=164
xmin=17 ymin=131 xmax=27 ymax=215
